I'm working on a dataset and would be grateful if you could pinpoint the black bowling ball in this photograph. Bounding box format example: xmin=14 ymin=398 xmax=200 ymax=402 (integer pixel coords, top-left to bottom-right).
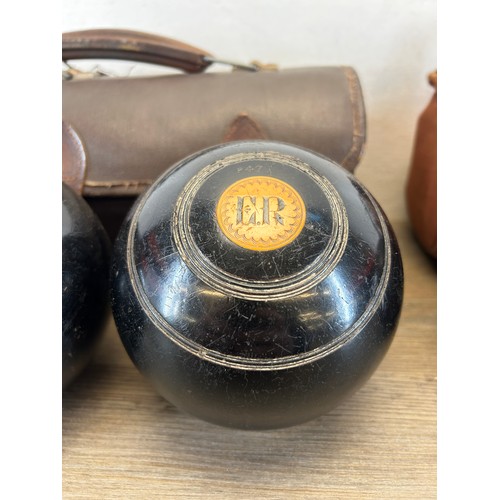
xmin=111 ymin=141 xmax=404 ymax=429
xmin=62 ymin=183 xmax=110 ymax=388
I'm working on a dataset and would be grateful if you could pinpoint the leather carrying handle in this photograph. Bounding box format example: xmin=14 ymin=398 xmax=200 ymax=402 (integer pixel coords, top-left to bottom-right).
xmin=62 ymin=28 xmax=213 ymax=73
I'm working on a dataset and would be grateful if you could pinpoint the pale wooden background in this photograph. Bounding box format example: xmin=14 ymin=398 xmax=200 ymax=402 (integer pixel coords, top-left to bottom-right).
xmin=63 ymin=218 xmax=436 ymax=499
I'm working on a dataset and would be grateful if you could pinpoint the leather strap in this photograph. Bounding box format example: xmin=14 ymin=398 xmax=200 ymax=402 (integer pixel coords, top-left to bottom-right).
xmin=223 ymin=113 xmax=267 ymax=142
xmin=62 ymin=28 xmax=212 ymax=73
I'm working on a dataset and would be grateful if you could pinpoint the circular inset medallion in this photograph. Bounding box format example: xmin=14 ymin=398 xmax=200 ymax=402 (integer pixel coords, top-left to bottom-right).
xmin=216 ymin=176 xmax=306 ymax=251
xmin=171 ymin=150 xmax=349 ymax=300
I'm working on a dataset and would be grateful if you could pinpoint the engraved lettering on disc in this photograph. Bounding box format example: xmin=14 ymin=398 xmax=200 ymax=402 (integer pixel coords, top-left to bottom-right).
xmin=216 ymin=176 xmax=306 ymax=251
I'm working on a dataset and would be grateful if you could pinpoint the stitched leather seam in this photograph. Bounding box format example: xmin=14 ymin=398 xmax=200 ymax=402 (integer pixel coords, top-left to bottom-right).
xmin=341 ymin=67 xmax=365 ymax=170
xmin=84 ymin=180 xmax=153 ymax=188
xmin=82 ymin=180 xmax=153 ymax=196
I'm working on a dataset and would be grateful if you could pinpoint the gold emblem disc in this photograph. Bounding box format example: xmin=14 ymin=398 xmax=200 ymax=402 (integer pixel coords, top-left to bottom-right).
xmin=216 ymin=176 xmax=306 ymax=251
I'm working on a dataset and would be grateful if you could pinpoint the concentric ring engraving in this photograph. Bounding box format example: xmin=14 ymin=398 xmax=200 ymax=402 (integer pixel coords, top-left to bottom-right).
xmin=125 ymin=151 xmax=393 ymax=369
xmin=172 ymin=151 xmax=349 ymax=301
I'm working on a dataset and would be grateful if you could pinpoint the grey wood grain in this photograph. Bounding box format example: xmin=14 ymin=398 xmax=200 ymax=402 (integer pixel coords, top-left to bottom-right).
xmin=63 ymin=220 xmax=436 ymax=499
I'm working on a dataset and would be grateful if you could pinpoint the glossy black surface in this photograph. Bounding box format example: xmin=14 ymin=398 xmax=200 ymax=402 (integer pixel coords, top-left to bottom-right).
xmin=62 ymin=183 xmax=110 ymax=388
xmin=111 ymin=142 xmax=404 ymax=429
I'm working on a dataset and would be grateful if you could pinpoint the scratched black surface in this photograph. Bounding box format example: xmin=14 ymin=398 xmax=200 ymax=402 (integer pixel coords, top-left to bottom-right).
xmin=62 ymin=183 xmax=111 ymax=388
xmin=189 ymin=161 xmax=332 ymax=280
xmin=111 ymin=142 xmax=404 ymax=429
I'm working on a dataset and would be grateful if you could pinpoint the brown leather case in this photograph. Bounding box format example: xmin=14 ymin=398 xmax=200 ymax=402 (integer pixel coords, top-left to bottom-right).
xmin=62 ymin=29 xmax=366 ymax=236
xmin=406 ymin=71 xmax=437 ymax=258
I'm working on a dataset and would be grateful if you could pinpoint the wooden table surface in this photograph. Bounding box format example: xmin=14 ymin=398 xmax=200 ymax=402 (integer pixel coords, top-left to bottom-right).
xmin=62 ymin=219 xmax=436 ymax=499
